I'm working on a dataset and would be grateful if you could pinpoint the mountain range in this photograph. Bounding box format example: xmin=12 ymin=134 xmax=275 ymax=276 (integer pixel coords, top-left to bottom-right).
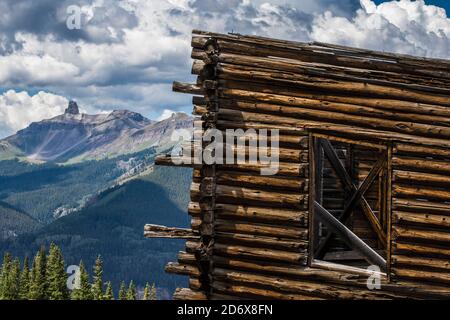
xmin=0 ymin=102 xmax=194 ymax=296
xmin=1 ymin=101 xmax=192 ymax=163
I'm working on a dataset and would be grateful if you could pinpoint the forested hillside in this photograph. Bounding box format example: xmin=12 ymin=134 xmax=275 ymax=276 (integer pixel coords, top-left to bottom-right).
xmin=0 ymin=202 xmax=42 ymax=240
xmin=0 ymin=147 xmax=159 ymax=223
xmin=0 ymin=166 xmax=192 ymax=297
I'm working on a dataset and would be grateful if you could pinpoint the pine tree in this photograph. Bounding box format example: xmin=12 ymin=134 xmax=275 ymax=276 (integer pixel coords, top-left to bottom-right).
xmin=29 ymin=247 xmax=48 ymax=300
xmin=46 ymin=244 xmax=68 ymax=300
xmin=19 ymin=256 xmax=30 ymax=300
xmin=30 ymin=247 xmax=48 ymax=300
xmin=91 ymin=255 xmax=103 ymax=300
xmin=150 ymin=283 xmax=157 ymax=301
xmin=126 ymin=281 xmax=137 ymax=300
xmin=143 ymin=283 xmax=150 ymax=300
xmin=0 ymin=252 xmax=12 ymax=299
xmin=103 ymin=281 xmax=114 ymax=300
xmin=9 ymin=258 xmax=21 ymax=300
xmin=71 ymin=261 xmax=91 ymax=300
xmin=118 ymin=281 xmax=127 ymax=300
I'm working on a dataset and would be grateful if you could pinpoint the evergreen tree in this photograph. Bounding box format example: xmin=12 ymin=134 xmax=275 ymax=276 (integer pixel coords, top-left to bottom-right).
xmin=19 ymin=256 xmax=30 ymax=300
xmin=103 ymin=281 xmax=114 ymax=300
xmin=0 ymin=252 xmax=12 ymax=299
xmin=118 ymin=281 xmax=127 ymax=300
xmin=91 ymin=255 xmax=104 ymax=300
xmin=29 ymin=247 xmax=47 ymax=300
xmin=46 ymin=244 xmax=68 ymax=300
xmin=9 ymin=258 xmax=21 ymax=300
xmin=143 ymin=283 xmax=150 ymax=300
xmin=126 ymin=281 xmax=137 ymax=300
xmin=71 ymin=261 xmax=91 ymax=300
xmin=150 ymin=283 xmax=157 ymax=301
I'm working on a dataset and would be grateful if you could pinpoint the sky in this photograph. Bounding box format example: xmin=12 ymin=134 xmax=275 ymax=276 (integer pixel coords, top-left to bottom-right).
xmin=0 ymin=0 xmax=449 ymax=138
xmin=375 ymin=0 xmax=449 ymax=13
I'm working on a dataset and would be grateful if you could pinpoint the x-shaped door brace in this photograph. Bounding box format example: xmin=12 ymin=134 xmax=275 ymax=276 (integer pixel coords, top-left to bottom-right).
xmin=313 ymin=138 xmax=387 ymax=271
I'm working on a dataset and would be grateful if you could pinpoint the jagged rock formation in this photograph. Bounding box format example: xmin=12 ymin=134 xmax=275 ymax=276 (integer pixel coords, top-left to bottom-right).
xmin=65 ymin=101 xmax=80 ymax=115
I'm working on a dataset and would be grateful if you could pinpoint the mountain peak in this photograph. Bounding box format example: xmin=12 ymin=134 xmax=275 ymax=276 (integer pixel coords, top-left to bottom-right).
xmin=65 ymin=101 xmax=80 ymax=115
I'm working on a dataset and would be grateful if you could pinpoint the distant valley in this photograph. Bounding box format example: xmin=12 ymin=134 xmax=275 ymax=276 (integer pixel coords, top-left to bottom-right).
xmin=0 ymin=102 xmax=194 ymax=296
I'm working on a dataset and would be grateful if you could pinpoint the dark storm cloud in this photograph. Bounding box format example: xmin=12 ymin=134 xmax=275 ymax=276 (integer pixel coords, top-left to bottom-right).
xmin=0 ymin=0 xmax=138 ymax=53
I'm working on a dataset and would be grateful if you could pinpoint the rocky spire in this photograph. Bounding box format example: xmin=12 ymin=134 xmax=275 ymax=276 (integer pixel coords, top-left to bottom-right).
xmin=65 ymin=101 xmax=80 ymax=115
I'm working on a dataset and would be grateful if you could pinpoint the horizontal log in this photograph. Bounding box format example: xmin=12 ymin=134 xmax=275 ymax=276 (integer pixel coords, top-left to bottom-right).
xmin=144 ymin=224 xmax=199 ymax=240
xmin=212 ymin=268 xmax=408 ymax=300
xmin=182 ymin=140 xmax=308 ymax=163
xmin=216 ymin=203 xmax=308 ymax=225
xmin=218 ymin=162 xmax=308 ymax=177
xmin=215 ymin=232 xmax=308 ymax=252
xmin=217 ymin=119 xmax=306 ymax=136
xmin=392 ymin=255 xmax=450 ymax=271
xmin=392 ymin=268 xmax=450 ymax=285
xmin=189 ymin=278 xmax=202 ymax=291
xmin=211 ymin=219 xmax=309 ymax=240
xmin=393 ymin=157 xmax=450 ymax=175
xmin=216 ymin=108 xmax=450 ymax=149
xmin=213 ymin=256 xmax=371 ymax=283
xmin=211 ymin=52 xmax=450 ymax=95
xmin=212 ymin=256 xmax=449 ymax=299
xmin=191 ymin=31 xmax=450 ymax=77
xmin=219 ymin=89 xmax=450 ymax=139
xmin=393 ymin=198 xmax=450 ymax=215
xmin=157 ymin=154 xmax=309 ymax=176
xmin=313 ymin=133 xmax=386 ymax=150
xmin=185 ymin=240 xmax=202 ymax=254
xmin=394 ymin=143 xmax=450 ymax=159
xmin=393 ymin=170 xmax=450 ymax=187
xmin=190 ymin=182 xmax=308 ymax=209
xmin=217 ymin=64 xmax=450 ymax=107
xmin=165 ymin=262 xmax=201 ymax=277
xmin=173 ymin=81 xmax=204 ymax=95
xmin=215 ymin=171 xmax=309 ymax=192
xmin=393 ymin=211 xmax=450 ymax=229
xmin=217 ymin=78 xmax=450 ymax=119
xmin=192 ymin=119 xmax=310 ymax=147
xmin=173 ymin=288 xmax=207 ymax=300
xmin=178 ymin=252 xmax=197 ymax=265
xmin=224 ymin=146 xmax=308 ymax=163
xmin=188 ymin=202 xmax=308 ymax=226
xmin=393 ymin=242 xmax=450 ymax=258
xmin=218 ymin=85 xmax=450 ymax=127
xmin=214 ymin=243 xmax=307 ymax=264
xmin=392 ymin=225 xmax=450 ymax=244
xmin=211 ymin=281 xmax=321 ymax=300
xmin=393 ymin=185 xmax=450 ymax=201
xmin=192 ymin=39 xmax=450 ymax=92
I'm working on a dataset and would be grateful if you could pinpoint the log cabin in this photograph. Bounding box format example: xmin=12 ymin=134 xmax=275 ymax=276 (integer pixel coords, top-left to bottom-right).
xmin=145 ymin=30 xmax=450 ymax=300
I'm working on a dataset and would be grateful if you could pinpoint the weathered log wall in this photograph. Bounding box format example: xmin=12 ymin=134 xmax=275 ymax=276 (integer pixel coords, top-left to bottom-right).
xmin=391 ymin=144 xmax=450 ymax=286
xmin=148 ymin=30 xmax=450 ymax=300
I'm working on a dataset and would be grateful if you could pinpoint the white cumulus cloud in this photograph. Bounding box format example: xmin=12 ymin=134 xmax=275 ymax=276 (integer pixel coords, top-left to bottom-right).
xmin=157 ymin=109 xmax=178 ymax=121
xmin=0 ymin=90 xmax=68 ymax=137
xmin=310 ymin=0 xmax=450 ymax=58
